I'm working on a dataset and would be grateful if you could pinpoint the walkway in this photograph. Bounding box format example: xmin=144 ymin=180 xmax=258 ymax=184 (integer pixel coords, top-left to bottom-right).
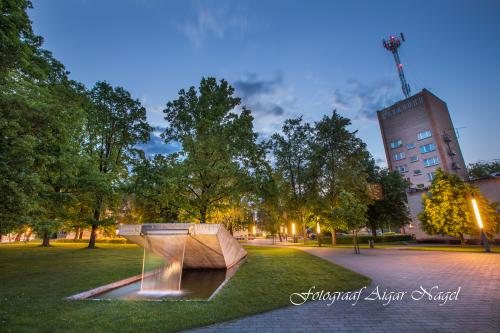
xmin=188 ymin=241 xmax=500 ymax=332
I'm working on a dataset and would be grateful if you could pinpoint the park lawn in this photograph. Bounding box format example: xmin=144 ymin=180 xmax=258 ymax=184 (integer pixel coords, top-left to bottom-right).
xmin=401 ymin=246 xmax=500 ymax=253
xmin=0 ymin=243 xmax=369 ymax=333
xmin=284 ymin=241 xmax=499 ymax=253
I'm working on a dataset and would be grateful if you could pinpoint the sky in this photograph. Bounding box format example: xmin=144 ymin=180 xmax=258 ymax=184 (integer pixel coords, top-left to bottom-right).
xmin=29 ymin=0 xmax=500 ymax=165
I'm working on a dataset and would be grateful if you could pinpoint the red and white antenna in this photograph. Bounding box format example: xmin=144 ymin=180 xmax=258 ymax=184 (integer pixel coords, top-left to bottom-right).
xmin=383 ymin=33 xmax=411 ymax=98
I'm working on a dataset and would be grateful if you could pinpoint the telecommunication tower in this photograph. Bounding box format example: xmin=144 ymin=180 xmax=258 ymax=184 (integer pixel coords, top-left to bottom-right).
xmin=383 ymin=33 xmax=411 ymax=98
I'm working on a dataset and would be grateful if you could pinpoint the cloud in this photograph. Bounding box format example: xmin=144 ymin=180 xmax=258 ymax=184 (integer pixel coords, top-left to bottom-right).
xmin=233 ymin=74 xmax=283 ymax=99
xmin=232 ymin=73 xmax=299 ymax=138
xmin=178 ymin=1 xmax=247 ymax=48
xmin=331 ymin=78 xmax=399 ymax=122
xmin=136 ymin=128 xmax=181 ymax=156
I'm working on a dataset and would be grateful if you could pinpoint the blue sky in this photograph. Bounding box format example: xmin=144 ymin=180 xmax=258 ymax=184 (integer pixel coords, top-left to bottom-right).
xmin=30 ymin=0 xmax=500 ymax=165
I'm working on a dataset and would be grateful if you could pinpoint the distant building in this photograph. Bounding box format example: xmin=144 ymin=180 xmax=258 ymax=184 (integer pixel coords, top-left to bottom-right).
xmin=377 ymin=89 xmax=467 ymax=189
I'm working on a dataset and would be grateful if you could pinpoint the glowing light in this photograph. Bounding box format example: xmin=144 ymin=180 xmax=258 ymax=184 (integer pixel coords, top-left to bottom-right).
xmin=280 ymin=226 xmax=283 ymax=233
xmin=262 ymin=232 xmax=266 ymax=237
xmin=253 ymin=225 xmax=256 ymax=235
xmin=292 ymin=223 xmax=296 ymax=235
xmin=472 ymin=198 xmax=484 ymax=229
xmin=285 ymin=227 xmax=288 ymax=234
xmin=316 ymin=222 xmax=320 ymax=234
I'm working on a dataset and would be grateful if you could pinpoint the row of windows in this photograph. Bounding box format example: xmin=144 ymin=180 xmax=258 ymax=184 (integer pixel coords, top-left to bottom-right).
xmin=389 ymin=131 xmax=432 ymax=151
xmin=423 ymin=156 xmax=439 ymax=167
xmin=380 ymin=96 xmax=424 ymax=120
xmin=420 ymin=143 xmax=436 ymax=154
xmin=417 ymin=130 xmax=432 ymax=141
xmin=396 ymin=167 xmax=436 ymax=182
xmin=393 ymin=142 xmax=435 ymax=162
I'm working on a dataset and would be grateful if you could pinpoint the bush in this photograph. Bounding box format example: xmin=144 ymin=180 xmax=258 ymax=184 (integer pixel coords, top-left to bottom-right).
xmin=320 ymin=234 xmax=413 ymax=245
xmin=54 ymin=238 xmax=133 ymax=244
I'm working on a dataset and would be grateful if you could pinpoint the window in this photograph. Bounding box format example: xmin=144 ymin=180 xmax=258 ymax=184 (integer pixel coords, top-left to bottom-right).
xmin=413 ymin=169 xmax=422 ymax=175
xmin=396 ymin=165 xmax=408 ymax=173
xmin=417 ymin=130 xmax=432 ymax=141
xmin=410 ymin=155 xmax=419 ymax=163
xmin=390 ymin=139 xmax=403 ymax=149
xmin=420 ymin=143 xmax=436 ymax=154
xmin=423 ymin=156 xmax=439 ymax=167
xmin=407 ymin=143 xmax=415 ymax=150
xmin=427 ymin=172 xmax=436 ymax=182
xmin=393 ymin=152 xmax=406 ymax=161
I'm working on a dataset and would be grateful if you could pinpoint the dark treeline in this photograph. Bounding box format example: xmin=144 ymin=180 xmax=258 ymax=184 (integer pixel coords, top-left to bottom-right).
xmin=0 ymin=1 xmax=411 ymax=250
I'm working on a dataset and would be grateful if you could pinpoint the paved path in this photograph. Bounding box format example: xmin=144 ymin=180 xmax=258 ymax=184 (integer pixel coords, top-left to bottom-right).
xmin=188 ymin=243 xmax=500 ymax=332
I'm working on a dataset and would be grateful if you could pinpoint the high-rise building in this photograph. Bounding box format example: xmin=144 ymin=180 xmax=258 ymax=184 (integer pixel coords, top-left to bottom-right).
xmin=377 ymin=89 xmax=467 ymax=188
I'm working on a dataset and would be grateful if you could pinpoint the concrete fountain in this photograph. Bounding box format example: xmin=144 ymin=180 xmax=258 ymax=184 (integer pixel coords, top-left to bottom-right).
xmin=67 ymin=223 xmax=247 ymax=301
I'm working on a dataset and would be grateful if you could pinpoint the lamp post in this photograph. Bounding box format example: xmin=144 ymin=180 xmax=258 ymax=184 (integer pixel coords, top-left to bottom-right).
xmin=292 ymin=223 xmax=296 ymax=243
xmin=316 ymin=221 xmax=321 ymax=247
xmin=471 ymin=196 xmax=491 ymax=253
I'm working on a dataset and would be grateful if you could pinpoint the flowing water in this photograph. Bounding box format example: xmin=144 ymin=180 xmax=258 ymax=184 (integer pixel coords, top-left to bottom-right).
xmin=92 ymin=232 xmax=233 ymax=300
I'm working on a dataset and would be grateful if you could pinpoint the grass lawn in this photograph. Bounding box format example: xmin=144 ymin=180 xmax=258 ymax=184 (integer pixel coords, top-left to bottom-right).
xmin=401 ymin=246 xmax=500 ymax=253
xmin=0 ymin=242 xmax=369 ymax=333
xmin=283 ymin=240 xmax=499 ymax=253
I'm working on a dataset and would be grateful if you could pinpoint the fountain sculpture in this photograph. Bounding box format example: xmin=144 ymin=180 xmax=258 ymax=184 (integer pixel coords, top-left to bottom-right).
xmin=67 ymin=223 xmax=247 ymax=300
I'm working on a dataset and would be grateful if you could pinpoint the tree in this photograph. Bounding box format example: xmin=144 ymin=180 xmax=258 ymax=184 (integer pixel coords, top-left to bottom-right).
xmin=0 ymin=0 xmax=88 ymax=245
xmin=161 ymin=77 xmax=261 ymax=223
xmin=83 ymin=81 xmax=152 ymax=248
xmin=128 ymin=154 xmax=182 ymax=223
xmin=332 ymin=191 xmax=368 ymax=254
xmin=271 ymin=117 xmax=313 ymax=243
xmin=419 ymin=169 xmax=498 ymax=245
xmin=468 ymin=160 xmax=500 ymax=179
xmin=309 ymin=111 xmax=371 ymax=245
xmin=0 ymin=0 xmax=42 ymax=79
xmin=367 ymin=169 xmax=411 ymax=237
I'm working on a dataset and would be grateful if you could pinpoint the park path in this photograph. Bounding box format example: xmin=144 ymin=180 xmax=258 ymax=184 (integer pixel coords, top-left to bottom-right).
xmin=187 ymin=241 xmax=500 ymax=332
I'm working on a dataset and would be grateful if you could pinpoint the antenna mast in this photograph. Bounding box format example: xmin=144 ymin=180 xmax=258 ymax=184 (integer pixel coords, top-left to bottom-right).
xmin=383 ymin=33 xmax=411 ymax=98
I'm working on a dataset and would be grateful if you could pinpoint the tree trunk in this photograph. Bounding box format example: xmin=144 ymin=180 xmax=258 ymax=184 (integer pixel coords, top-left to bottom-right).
xmin=459 ymin=233 xmax=465 ymax=246
xmin=74 ymin=227 xmax=80 ymax=241
xmin=200 ymin=207 xmax=207 ymax=224
xmin=41 ymin=232 xmax=50 ymax=247
xmin=24 ymin=230 xmax=32 ymax=242
xmin=79 ymin=230 xmax=84 ymax=239
xmin=332 ymin=229 xmax=337 ymax=246
xmin=370 ymin=223 xmax=377 ymax=238
xmin=88 ymin=224 xmax=98 ymax=248
xmin=88 ymin=207 xmax=101 ymax=248
xmin=15 ymin=233 xmax=22 ymax=242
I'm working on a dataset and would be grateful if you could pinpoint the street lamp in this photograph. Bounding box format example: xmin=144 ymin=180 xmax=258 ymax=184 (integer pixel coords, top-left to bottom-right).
xmin=316 ymin=221 xmax=321 ymax=247
xmin=292 ymin=223 xmax=296 ymax=243
xmin=471 ymin=196 xmax=491 ymax=253
xmin=253 ymin=225 xmax=256 ymax=237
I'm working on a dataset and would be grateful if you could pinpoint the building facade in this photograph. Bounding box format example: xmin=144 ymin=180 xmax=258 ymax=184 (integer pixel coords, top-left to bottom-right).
xmin=377 ymin=89 xmax=467 ymax=188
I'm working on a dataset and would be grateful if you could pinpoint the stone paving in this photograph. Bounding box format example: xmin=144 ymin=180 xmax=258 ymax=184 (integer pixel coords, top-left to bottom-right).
xmin=188 ymin=243 xmax=500 ymax=332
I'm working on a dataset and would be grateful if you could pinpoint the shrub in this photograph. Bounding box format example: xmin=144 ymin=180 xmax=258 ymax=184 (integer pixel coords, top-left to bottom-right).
xmin=320 ymin=234 xmax=413 ymax=244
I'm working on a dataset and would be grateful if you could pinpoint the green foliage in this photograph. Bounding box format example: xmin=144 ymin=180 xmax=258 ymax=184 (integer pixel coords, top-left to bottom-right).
xmin=308 ymin=111 xmax=372 ymax=236
xmin=468 ymin=160 xmax=500 ymax=179
xmin=332 ymin=191 xmax=368 ymax=231
xmin=82 ymin=81 xmax=152 ymax=247
xmin=0 ymin=0 xmax=41 ymax=79
xmin=367 ymin=169 xmax=411 ymax=235
xmin=270 ymin=117 xmax=313 ymax=236
xmin=161 ymin=77 xmax=261 ymax=223
xmin=419 ymin=169 xmax=498 ymax=243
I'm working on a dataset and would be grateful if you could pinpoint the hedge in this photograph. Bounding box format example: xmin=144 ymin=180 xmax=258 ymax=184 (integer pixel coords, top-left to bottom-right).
xmin=54 ymin=238 xmax=133 ymax=244
xmin=320 ymin=234 xmax=413 ymax=245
